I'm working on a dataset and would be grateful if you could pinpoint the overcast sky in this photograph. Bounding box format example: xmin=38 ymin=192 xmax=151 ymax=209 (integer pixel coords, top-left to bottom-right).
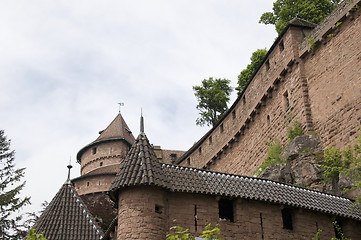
xmin=0 ymin=1 xmax=277 ymax=217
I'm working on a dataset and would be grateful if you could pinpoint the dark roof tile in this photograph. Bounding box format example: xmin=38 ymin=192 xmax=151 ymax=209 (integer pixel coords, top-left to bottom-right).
xmin=33 ymin=183 xmax=104 ymax=240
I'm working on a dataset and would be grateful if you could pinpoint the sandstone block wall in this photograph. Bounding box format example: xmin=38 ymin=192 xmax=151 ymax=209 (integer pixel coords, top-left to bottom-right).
xmin=73 ymin=174 xmax=115 ymax=195
xmin=116 ymin=188 xmax=361 ymax=239
xmin=179 ymin=0 xmax=361 ymax=177
xmin=80 ymin=141 xmax=129 ymax=175
xmin=117 ymin=187 xmax=167 ymax=240
xmin=303 ymin=4 xmax=361 ymax=149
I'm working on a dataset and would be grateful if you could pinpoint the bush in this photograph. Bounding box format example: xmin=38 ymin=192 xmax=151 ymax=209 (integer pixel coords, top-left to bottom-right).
xmin=287 ymin=120 xmax=304 ymax=142
xmin=255 ymin=139 xmax=285 ymax=176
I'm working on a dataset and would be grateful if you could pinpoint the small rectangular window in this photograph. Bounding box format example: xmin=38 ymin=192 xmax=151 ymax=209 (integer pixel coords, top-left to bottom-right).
xmin=187 ymin=158 xmax=191 ymax=165
xmin=198 ymin=147 xmax=202 ymax=155
xmin=219 ymin=198 xmax=234 ymax=222
xmin=282 ymin=208 xmax=293 ymax=230
xmin=92 ymin=147 xmax=97 ymax=154
xmin=155 ymin=204 xmax=163 ymax=214
xmin=209 ymin=136 xmax=212 ymax=145
xmin=232 ymin=110 xmax=236 ymax=119
xmin=220 ymin=124 xmax=224 ymax=133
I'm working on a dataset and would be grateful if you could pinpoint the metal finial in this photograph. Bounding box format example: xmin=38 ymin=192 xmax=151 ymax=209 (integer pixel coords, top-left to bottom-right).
xmin=140 ymin=108 xmax=144 ymax=135
xmin=118 ymin=102 xmax=124 ymax=113
xmin=65 ymin=158 xmax=73 ymax=185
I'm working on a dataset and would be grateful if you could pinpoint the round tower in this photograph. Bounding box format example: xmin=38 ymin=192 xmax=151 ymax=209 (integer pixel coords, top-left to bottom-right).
xmin=72 ymin=113 xmax=135 ymax=230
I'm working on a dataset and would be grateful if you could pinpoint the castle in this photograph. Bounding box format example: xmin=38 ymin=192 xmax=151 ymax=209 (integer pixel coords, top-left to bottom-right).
xmin=32 ymin=0 xmax=361 ymax=239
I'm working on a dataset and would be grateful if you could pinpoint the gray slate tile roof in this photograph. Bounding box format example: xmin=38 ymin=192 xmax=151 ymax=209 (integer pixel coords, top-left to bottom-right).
xmin=110 ymin=133 xmax=169 ymax=192
xmin=33 ymin=183 xmax=104 ymax=240
xmin=110 ymin=133 xmax=361 ymax=221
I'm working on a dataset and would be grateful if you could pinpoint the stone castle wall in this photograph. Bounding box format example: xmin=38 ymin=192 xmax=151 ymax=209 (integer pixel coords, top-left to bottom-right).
xmin=115 ymin=186 xmax=361 ymax=239
xmin=80 ymin=141 xmax=129 ymax=175
xmin=178 ymin=0 xmax=361 ymax=176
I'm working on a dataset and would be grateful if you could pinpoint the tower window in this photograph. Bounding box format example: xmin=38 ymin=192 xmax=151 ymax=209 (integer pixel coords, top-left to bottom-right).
xmin=232 ymin=110 xmax=236 ymax=119
xmin=220 ymin=124 xmax=224 ymax=133
xmin=92 ymin=147 xmax=97 ymax=154
xmin=199 ymin=147 xmax=202 ymax=155
xmin=187 ymin=158 xmax=191 ymax=165
xmin=87 ymin=182 xmax=90 ymax=187
xmin=170 ymin=154 xmax=177 ymax=162
xmin=219 ymin=198 xmax=234 ymax=222
xmin=209 ymin=136 xmax=212 ymax=144
xmin=282 ymin=208 xmax=293 ymax=230
xmin=267 ymin=115 xmax=271 ymax=125
xmin=100 ymin=162 xmax=103 ymax=166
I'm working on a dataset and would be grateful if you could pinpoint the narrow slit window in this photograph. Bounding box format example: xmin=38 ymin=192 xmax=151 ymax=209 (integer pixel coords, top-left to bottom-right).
xmin=220 ymin=124 xmax=224 ymax=133
xmin=92 ymin=147 xmax=97 ymax=154
xmin=282 ymin=208 xmax=293 ymax=230
xmin=199 ymin=147 xmax=202 ymax=155
xmin=187 ymin=158 xmax=191 ymax=165
xmin=232 ymin=110 xmax=236 ymax=119
xmin=194 ymin=205 xmax=198 ymax=232
xmin=219 ymin=198 xmax=234 ymax=222
xmin=100 ymin=162 xmax=103 ymax=166
xmin=283 ymin=91 xmax=289 ymax=111
xmin=267 ymin=115 xmax=270 ymax=125
xmin=209 ymin=136 xmax=212 ymax=145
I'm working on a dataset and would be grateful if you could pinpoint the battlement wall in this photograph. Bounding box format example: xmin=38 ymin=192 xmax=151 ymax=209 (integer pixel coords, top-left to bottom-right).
xmin=179 ymin=0 xmax=361 ymax=176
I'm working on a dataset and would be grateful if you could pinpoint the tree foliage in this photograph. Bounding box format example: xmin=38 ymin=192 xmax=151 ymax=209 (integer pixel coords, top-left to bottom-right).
xmin=236 ymin=49 xmax=267 ymax=94
xmin=259 ymin=0 xmax=340 ymax=34
xmin=193 ymin=77 xmax=233 ymax=127
xmin=321 ymin=130 xmax=361 ymax=210
xmin=26 ymin=229 xmax=47 ymax=240
xmin=166 ymin=224 xmax=223 ymax=240
xmin=0 ymin=130 xmax=30 ymax=239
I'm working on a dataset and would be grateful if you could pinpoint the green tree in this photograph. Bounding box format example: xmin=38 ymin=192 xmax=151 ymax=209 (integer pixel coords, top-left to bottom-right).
xmin=236 ymin=49 xmax=267 ymax=95
xmin=193 ymin=77 xmax=233 ymax=127
xmin=26 ymin=229 xmax=47 ymax=240
xmin=259 ymin=0 xmax=340 ymax=34
xmin=0 ymin=130 xmax=30 ymax=239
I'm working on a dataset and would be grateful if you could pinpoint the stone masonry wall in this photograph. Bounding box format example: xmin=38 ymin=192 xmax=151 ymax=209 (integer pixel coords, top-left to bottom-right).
xmin=179 ymin=0 xmax=361 ymax=177
xmin=116 ymin=188 xmax=361 ymax=239
xmin=303 ymin=4 xmax=361 ymax=149
xmin=117 ymin=186 xmax=167 ymax=240
xmin=80 ymin=141 xmax=129 ymax=175
xmin=73 ymin=174 xmax=115 ymax=195
xmin=180 ymin=25 xmax=310 ymax=176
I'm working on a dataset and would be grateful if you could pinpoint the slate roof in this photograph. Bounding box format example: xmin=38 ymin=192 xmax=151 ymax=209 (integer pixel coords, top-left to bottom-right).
xmin=77 ymin=113 xmax=135 ymax=162
xmin=32 ymin=182 xmax=104 ymax=240
xmin=95 ymin=113 xmax=135 ymax=143
xmin=110 ymin=133 xmax=361 ymax=221
xmin=109 ymin=133 xmax=169 ymax=194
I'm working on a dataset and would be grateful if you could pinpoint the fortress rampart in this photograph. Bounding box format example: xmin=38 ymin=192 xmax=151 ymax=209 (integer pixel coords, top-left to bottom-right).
xmin=177 ymin=0 xmax=361 ymax=176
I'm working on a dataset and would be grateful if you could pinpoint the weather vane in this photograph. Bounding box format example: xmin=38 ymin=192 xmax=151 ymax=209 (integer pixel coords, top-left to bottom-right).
xmin=118 ymin=102 xmax=124 ymax=113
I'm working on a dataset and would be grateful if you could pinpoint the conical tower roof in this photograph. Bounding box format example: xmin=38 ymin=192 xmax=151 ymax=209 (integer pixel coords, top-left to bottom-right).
xmin=32 ymin=182 xmax=104 ymax=240
xmin=109 ymin=132 xmax=170 ymax=199
xmin=96 ymin=113 xmax=134 ymax=143
xmin=77 ymin=113 xmax=135 ymax=162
